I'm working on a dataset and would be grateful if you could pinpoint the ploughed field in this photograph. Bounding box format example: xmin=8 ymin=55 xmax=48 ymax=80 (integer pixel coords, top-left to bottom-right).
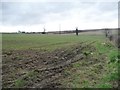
xmin=2 ymin=34 xmax=119 ymax=88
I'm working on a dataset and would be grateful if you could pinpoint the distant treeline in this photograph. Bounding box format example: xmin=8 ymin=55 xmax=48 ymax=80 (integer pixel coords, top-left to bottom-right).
xmin=1 ymin=28 xmax=119 ymax=34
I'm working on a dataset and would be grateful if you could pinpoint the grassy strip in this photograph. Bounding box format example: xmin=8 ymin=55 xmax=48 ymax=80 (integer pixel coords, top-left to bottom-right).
xmin=62 ymin=40 xmax=119 ymax=88
xmin=94 ymin=41 xmax=119 ymax=88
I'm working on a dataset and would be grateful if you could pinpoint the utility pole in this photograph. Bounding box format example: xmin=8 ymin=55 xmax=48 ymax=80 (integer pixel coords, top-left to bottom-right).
xmin=59 ymin=24 xmax=61 ymax=34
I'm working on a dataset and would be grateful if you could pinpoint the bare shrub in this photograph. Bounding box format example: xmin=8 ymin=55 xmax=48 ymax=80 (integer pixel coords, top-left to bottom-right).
xmin=110 ymin=35 xmax=120 ymax=48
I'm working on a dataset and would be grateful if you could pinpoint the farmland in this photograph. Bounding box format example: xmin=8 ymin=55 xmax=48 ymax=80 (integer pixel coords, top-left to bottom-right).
xmin=2 ymin=33 xmax=119 ymax=88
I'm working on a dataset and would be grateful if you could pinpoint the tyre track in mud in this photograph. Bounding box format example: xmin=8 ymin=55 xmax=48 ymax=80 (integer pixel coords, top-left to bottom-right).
xmin=2 ymin=41 xmax=96 ymax=88
xmin=19 ymin=41 xmax=88 ymax=88
xmin=30 ymin=41 xmax=96 ymax=88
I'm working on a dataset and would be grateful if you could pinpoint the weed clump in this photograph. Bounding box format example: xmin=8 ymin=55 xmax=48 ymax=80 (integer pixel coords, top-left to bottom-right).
xmin=14 ymin=79 xmax=26 ymax=88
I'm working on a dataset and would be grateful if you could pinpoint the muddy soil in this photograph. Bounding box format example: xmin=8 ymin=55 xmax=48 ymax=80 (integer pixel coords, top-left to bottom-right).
xmin=2 ymin=41 xmax=99 ymax=88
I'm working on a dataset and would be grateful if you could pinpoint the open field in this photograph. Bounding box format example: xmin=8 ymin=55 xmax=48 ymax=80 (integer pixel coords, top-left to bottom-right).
xmin=2 ymin=34 xmax=106 ymax=50
xmin=2 ymin=33 xmax=119 ymax=88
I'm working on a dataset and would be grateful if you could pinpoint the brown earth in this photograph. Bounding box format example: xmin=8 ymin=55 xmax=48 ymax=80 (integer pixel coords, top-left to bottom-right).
xmin=2 ymin=41 xmax=106 ymax=88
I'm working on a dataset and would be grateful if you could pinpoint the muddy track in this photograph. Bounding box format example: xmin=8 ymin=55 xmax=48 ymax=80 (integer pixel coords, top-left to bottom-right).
xmin=29 ymin=41 xmax=96 ymax=88
xmin=2 ymin=41 xmax=96 ymax=88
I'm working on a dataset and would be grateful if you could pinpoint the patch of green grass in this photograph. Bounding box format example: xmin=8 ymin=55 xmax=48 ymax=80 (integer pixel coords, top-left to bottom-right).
xmin=73 ymin=62 xmax=81 ymax=68
xmin=108 ymin=72 xmax=119 ymax=81
xmin=102 ymin=72 xmax=119 ymax=82
xmin=95 ymin=41 xmax=114 ymax=54
xmin=82 ymin=80 xmax=89 ymax=88
xmin=108 ymin=50 xmax=118 ymax=63
xmin=14 ymin=78 xmax=26 ymax=88
xmin=26 ymin=70 xmax=39 ymax=79
xmin=96 ymin=83 xmax=112 ymax=88
xmin=14 ymin=70 xmax=39 ymax=88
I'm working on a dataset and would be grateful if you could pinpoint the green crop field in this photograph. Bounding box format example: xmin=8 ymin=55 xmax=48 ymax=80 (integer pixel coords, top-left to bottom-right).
xmin=2 ymin=33 xmax=119 ymax=88
xmin=2 ymin=34 xmax=106 ymax=50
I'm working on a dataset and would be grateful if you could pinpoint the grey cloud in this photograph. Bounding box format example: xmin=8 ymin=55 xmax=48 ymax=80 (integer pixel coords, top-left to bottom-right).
xmin=0 ymin=2 xmax=2 ymax=24
xmin=96 ymin=2 xmax=118 ymax=12
xmin=1 ymin=1 xmax=118 ymax=26
xmin=80 ymin=2 xmax=118 ymax=22
xmin=1 ymin=2 xmax=74 ymax=25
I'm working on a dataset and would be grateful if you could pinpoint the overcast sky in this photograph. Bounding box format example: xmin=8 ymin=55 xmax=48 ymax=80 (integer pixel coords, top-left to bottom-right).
xmin=0 ymin=0 xmax=119 ymax=32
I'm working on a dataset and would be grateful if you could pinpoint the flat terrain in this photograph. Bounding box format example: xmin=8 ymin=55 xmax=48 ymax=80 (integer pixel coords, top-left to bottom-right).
xmin=2 ymin=34 xmax=106 ymax=50
xmin=2 ymin=33 xmax=119 ymax=88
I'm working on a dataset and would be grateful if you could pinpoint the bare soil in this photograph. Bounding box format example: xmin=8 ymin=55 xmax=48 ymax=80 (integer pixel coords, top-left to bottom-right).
xmin=2 ymin=41 xmax=107 ymax=88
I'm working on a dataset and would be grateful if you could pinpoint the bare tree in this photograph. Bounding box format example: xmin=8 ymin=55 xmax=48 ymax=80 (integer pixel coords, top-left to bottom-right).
xmin=76 ymin=27 xmax=78 ymax=36
xmin=104 ymin=29 xmax=113 ymax=41
xmin=42 ymin=27 xmax=46 ymax=34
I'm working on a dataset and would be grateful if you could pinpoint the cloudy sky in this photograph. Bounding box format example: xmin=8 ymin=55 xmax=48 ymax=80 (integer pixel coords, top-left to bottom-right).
xmin=0 ymin=0 xmax=119 ymax=32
